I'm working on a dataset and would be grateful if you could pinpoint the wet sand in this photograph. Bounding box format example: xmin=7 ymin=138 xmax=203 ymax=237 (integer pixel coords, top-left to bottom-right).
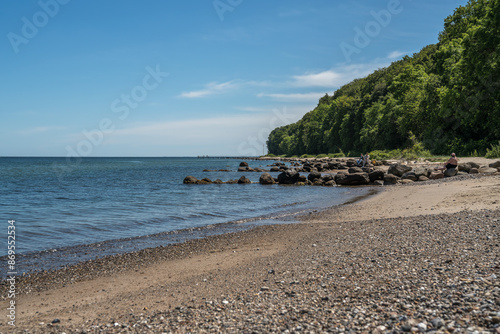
xmin=1 ymin=174 xmax=499 ymax=333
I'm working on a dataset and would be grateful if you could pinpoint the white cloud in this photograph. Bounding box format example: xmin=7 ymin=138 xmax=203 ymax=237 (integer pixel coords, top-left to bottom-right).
xmin=292 ymin=70 xmax=342 ymax=87
xmin=180 ymin=81 xmax=237 ymax=98
xmin=388 ymin=50 xmax=407 ymax=59
xmin=291 ymin=61 xmax=390 ymax=89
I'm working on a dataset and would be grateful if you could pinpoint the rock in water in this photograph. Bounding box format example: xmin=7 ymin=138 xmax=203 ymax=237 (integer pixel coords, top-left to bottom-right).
xmin=237 ymin=176 xmax=251 ymax=184
xmin=307 ymin=171 xmax=322 ymax=181
xmin=335 ymin=172 xmax=370 ymax=185
xmin=277 ymin=169 xmax=300 ymax=184
xmin=183 ymin=176 xmax=198 ymax=184
xmin=259 ymin=173 xmax=275 ymax=185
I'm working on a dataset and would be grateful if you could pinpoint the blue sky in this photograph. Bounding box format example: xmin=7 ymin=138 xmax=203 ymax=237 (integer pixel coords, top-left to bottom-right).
xmin=1 ymin=0 xmax=468 ymax=157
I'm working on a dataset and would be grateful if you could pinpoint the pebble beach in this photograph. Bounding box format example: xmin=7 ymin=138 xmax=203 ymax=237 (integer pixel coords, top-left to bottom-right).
xmin=1 ymin=174 xmax=499 ymax=333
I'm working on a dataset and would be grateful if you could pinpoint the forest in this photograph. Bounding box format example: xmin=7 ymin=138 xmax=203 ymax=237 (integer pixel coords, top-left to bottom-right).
xmin=267 ymin=0 xmax=500 ymax=157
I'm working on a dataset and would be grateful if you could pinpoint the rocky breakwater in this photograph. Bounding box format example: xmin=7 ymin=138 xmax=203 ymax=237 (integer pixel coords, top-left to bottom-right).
xmin=183 ymin=175 xmax=252 ymax=185
xmin=185 ymin=159 xmax=500 ymax=187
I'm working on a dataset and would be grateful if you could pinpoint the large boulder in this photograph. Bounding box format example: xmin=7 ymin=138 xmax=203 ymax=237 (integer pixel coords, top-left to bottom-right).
xmin=277 ymin=169 xmax=300 ymax=184
xmin=327 ymin=162 xmax=341 ymax=170
xmin=478 ymin=166 xmax=498 ymax=174
xmin=237 ymin=167 xmax=248 ymax=172
xmin=458 ymin=162 xmax=480 ymax=173
xmin=335 ymin=172 xmax=370 ymax=186
xmin=324 ymin=180 xmax=336 ymax=186
xmin=239 ymin=161 xmax=249 ymax=167
xmin=348 ymin=167 xmax=363 ymax=174
xmin=444 ymin=167 xmax=457 ymax=177
xmin=312 ymin=178 xmax=324 ymax=186
xmin=368 ymin=169 xmax=385 ymax=182
xmin=401 ymin=171 xmax=418 ymax=181
xmin=429 ymin=171 xmax=444 ymax=180
xmin=183 ymin=176 xmax=198 ymax=184
xmin=198 ymin=178 xmax=213 ymax=184
xmin=259 ymin=173 xmax=275 ymax=185
xmin=414 ymin=166 xmax=429 ymax=178
xmin=383 ymin=174 xmax=399 ymax=185
xmin=346 ymin=159 xmax=357 ymax=167
xmin=388 ymin=163 xmax=412 ymax=177
xmin=237 ymin=176 xmax=251 ymax=184
xmin=307 ymin=171 xmax=322 ymax=181
xmin=489 ymin=161 xmax=500 ymax=169
xmin=270 ymin=166 xmax=280 ymax=172
xmin=322 ymin=174 xmax=334 ymax=182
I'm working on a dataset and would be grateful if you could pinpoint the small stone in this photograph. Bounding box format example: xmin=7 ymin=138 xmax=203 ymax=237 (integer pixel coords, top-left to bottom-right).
xmin=261 ymin=286 xmax=270 ymax=291
xmin=417 ymin=322 xmax=427 ymax=332
xmin=51 ymin=318 xmax=61 ymax=324
xmin=431 ymin=318 xmax=445 ymax=329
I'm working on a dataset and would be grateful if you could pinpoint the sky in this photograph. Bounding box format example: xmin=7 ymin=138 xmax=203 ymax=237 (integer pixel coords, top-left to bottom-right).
xmin=0 ymin=0 xmax=469 ymax=157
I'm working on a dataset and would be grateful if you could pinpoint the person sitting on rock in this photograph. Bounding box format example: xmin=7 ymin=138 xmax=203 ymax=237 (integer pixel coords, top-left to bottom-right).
xmin=357 ymin=153 xmax=364 ymax=167
xmin=362 ymin=153 xmax=370 ymax=167
xmin=436 ymin=153 xmax=458 ymax=171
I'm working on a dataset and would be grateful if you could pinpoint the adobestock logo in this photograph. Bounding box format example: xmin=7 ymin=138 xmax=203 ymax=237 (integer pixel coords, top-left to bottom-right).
xmin=213 ymin=0 xmax=243 ymax=21
xmin=340 ymin=0 xmax=403 ymax=63
xmin=7 ymin=0 xmax=71 ymax=54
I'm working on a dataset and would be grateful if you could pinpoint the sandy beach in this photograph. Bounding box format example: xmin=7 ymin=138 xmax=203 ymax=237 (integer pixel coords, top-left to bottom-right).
xmin=1 ymin=172 xmax=500 ymax=333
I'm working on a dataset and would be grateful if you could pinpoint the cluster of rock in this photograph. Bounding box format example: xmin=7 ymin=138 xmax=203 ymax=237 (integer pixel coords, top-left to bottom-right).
xmin=237 ymin=161 xmax=268 ymax=172
xmin=185 ymin=159 xmax=500 ymax=186
xmin=183 ymin=175 xmax=252 ymax=185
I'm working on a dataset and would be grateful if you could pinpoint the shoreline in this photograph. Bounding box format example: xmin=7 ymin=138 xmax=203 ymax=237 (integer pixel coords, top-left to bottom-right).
xmin=0 ymin=185 xmax=372 ymax=279
xmin=1 ymin=174 xmax=499 ymax=332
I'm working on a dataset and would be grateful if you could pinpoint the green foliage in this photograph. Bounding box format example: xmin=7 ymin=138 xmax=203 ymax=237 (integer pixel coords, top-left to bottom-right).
xmin=369 ymin=150 xmax=402 ymax=161
xmin=485 ymin=142 xmax=500 ymax=158
xmin=267 ymin=0 xmax=500 ymax=157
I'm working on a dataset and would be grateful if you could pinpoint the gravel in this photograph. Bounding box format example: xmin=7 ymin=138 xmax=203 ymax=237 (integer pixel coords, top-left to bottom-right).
xmin=7 ymin=207 xmax=499 ymax=333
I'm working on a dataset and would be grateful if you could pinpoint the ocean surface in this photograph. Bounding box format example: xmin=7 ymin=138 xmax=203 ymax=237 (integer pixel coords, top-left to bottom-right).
xmin=0 ymin=157 xmax=369 ymax=275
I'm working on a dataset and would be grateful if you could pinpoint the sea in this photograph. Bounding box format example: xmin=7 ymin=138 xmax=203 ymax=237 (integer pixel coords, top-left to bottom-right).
xmin=0 ymin=157 xmax=370 ymax=276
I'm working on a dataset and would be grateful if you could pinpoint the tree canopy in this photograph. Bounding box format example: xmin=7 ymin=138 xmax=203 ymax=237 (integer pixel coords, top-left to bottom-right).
xmin=267 ymin=0 xmax=500 ymax=156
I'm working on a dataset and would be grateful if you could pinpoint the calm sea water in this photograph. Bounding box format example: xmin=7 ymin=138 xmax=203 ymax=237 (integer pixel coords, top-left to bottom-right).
xmin=0 ymin=157 xmax=368 ymax=274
